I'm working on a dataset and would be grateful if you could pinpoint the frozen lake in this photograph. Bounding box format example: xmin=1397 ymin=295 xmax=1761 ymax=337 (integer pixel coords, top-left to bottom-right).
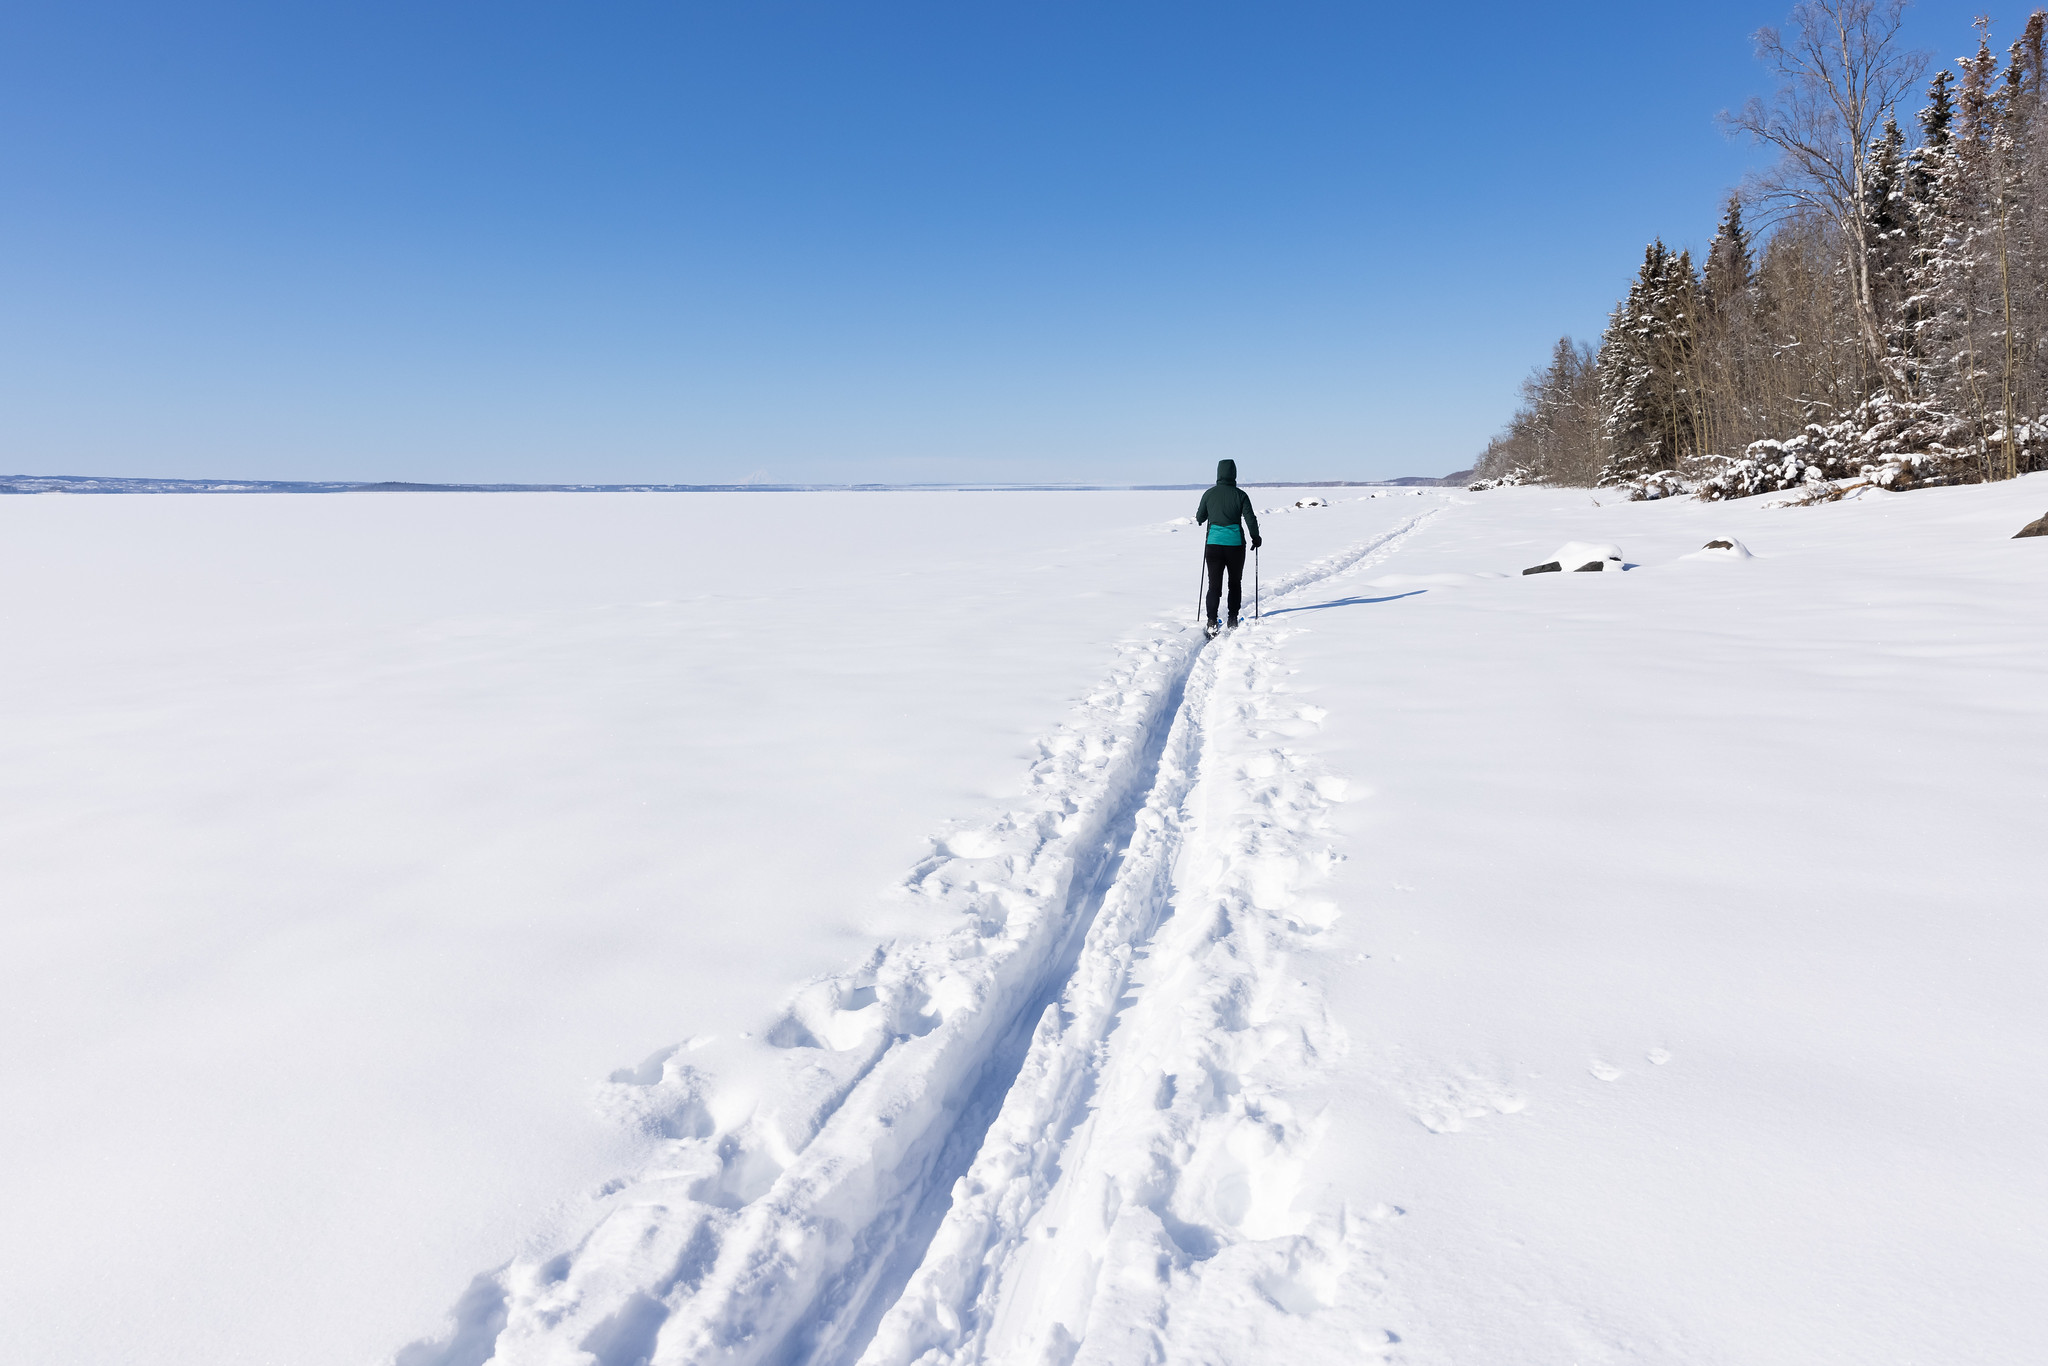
xmin=2 ymin=480 xmax=2043 ymax=1365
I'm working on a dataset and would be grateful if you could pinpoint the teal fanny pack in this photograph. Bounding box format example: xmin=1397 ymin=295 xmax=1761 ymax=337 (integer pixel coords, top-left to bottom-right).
xmin=1206 ymin=524 xmax=1244 ymax=546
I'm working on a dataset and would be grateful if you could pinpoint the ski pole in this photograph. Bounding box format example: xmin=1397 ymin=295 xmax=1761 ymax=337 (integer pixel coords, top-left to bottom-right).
xmin=1196 ymin=551 xmax=1207 ymax=630
xmin=1254 ymin=545 xmax=1260 ymax=620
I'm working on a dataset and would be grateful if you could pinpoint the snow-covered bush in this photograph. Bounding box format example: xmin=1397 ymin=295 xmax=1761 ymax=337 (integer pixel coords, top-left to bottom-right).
xmin=1467 ymin=466 xmax=1532 ymax=491
xmin=1696 ymin=396 xmax=2048 ymax=502
xmin=1605 ymin=468 xmax=1697 ymax=501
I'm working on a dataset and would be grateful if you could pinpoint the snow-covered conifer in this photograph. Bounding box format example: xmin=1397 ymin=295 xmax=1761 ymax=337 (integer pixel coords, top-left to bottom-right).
xmin=1704 ymin=196 xmax=1754 ymax=310
xmin=1597 ymin=245 xmax=1667 ymax=485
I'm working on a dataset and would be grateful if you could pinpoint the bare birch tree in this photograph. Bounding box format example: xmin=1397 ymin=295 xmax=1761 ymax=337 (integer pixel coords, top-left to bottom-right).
xmin=1723 ymin=0 xmax=1927 ymax=393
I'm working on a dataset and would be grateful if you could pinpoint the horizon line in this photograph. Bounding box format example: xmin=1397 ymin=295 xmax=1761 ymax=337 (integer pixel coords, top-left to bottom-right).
xmin=4 ymin=472 xmax=1472 ymax=495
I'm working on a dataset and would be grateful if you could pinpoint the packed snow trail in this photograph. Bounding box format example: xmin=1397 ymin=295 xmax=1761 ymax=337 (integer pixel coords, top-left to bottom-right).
xmin=861 ymin=606 xmax=1374 ymax=1366
xmin=396 ymin=510 xmax=1438 ymax=1366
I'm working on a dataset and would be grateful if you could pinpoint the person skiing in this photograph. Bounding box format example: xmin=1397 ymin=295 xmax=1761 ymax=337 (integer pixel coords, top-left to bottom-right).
xmin=1195 ymin=459 xmax=1261 ymax=636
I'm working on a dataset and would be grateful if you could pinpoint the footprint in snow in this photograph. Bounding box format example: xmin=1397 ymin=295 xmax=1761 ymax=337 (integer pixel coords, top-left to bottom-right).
xmin=1589 ymin=1060 xmax=1623 ymax=1082
xmin=939 ymin=829 xmax=1003 ymax=859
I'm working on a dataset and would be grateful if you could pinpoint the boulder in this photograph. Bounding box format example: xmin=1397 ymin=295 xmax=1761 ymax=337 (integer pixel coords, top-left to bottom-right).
xmin=1682 ymin=537 xmax=1754 ymax=561
xmin=1525 ymin=541 xmax=1623 ymax=574
xmin=2015 ymin=512 xmax=2048 ymax=538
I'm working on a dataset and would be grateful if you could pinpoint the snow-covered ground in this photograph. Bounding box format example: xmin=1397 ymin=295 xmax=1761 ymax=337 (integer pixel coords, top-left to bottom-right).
xmin=3 ymin=479 xmax=2043 ymax=1365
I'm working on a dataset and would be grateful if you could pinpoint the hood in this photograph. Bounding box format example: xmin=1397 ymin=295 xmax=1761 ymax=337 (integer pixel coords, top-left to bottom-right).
xmin=1216 ymin=459 xmax=1237 ymax=486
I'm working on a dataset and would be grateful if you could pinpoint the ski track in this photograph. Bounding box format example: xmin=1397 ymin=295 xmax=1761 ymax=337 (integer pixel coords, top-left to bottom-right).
xmin=396 ymin=508 xmax=1442 ymax=1366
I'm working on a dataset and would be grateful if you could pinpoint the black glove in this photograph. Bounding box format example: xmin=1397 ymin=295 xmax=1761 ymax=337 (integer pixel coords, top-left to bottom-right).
xmin=1251 ymin=537 xmax=1262 ymax=550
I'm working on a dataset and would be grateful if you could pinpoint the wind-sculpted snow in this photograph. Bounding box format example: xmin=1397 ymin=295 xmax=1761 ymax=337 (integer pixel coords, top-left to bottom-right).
xmin=396 ymin=513 xmax=1436 ymax=1366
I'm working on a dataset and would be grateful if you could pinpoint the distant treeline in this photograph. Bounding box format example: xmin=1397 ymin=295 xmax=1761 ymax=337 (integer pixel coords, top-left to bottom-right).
xmin=1475 ymin=1 xmax=2048 ymax=499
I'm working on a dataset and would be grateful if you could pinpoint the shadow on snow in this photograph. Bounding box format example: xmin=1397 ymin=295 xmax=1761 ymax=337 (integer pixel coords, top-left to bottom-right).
xmin=1259 ymin=589 xmax=1426 ymax=618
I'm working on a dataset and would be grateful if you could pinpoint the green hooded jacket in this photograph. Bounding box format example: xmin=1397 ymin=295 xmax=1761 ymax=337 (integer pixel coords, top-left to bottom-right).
xmin=1196 ymin=460 xmax=1261 ymax=547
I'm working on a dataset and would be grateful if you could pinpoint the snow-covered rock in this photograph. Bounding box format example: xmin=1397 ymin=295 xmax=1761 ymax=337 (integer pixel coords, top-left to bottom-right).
xmin=1681 ymin=537 xmax=1754 ymax=560
xmin=2015 ymin=511 xmax=2048 ymax=538
xmin=1524 ymin=540 xmax=1624 ymax=574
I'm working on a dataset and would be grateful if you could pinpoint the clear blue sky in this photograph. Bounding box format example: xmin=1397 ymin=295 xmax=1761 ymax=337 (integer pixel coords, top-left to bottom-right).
xmin=0 ymin=1 xmax=2012 ymax=484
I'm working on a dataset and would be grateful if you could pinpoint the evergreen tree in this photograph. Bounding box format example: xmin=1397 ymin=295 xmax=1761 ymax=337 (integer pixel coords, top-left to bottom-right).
xmin=1907 ymin=68 xmax=1957 ymax=220
xmin=1597 ymin=242 xmax=1691 ymax=483
xmin=1598 ymin=248 xmax=1658 ymax=484
xmin=1865 ymin=119 xmax=1909 ymax=264
xmin=1919 ymin=67 xmax=1956 ymax=149
xmin=1654 ymin=248 xmax=1705 ymax=462
xmin=1704 ymin=196 xmax=1753 ymax=310
xmin=2022 ymin=11 xmax=2047 ymax=102
xmin=1698 ymin=199 xmax=1756 ymax=456
xmin=1856 ymin=114 xmax=1924 ymax=395
xmin=1960 ymin=31 xmax=1997 ymax=145
xmin=1909 ymin=68 xmax=1962 ymax=274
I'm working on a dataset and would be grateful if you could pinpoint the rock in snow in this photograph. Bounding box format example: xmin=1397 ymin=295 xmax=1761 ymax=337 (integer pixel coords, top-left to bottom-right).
xmin=1682 ymin=537 xmax=1755 ymax=560
xmin=1524 ymin=540 xmax=1624 ymax=574
xmin=2015 ymin=511 xmax=2048 ymax=537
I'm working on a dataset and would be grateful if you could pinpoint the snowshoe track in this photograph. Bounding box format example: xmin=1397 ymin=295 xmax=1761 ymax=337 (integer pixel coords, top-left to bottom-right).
xmin=397 ymin=510 xmax=1439 ymax=1366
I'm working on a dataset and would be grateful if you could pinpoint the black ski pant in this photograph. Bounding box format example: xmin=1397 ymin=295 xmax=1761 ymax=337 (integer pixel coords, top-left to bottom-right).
xmin=1204 ymin=543 xmax=1246 ymax=624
